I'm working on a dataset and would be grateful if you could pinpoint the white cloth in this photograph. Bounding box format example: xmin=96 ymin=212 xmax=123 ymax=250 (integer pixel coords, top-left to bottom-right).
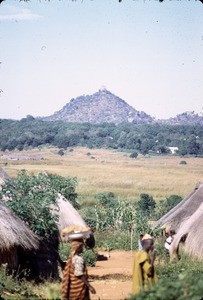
xmin=164 ymin=236 xmax=172 ymax=250
xmin=138 ymin=239 xmax=143 ymax=250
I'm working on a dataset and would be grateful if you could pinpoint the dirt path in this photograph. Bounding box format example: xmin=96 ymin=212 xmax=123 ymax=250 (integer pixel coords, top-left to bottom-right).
xmin=87 ymin=251 xmax=134 ymax=300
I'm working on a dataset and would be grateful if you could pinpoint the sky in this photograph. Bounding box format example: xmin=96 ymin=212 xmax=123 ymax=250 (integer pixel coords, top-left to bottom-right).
xmin=0 ymin=0 xmax=203 ymax=120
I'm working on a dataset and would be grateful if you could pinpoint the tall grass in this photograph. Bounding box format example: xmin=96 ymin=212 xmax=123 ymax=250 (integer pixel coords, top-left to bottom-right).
xmin=2 ymin=147 xmax=203 ymax=201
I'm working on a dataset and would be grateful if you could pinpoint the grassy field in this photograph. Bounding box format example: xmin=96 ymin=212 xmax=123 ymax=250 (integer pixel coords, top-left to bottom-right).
xmin=1 ymin=146 xmax=203 ymax=201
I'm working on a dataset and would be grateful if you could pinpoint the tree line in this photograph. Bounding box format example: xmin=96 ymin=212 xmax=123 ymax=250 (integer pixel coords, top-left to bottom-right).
xmin=0 ymin=116 xmax=203 ymax=156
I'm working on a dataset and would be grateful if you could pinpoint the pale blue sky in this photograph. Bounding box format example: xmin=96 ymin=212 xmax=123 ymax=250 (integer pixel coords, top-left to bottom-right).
xmin=0 ymin=0 xmax=203 ymax=120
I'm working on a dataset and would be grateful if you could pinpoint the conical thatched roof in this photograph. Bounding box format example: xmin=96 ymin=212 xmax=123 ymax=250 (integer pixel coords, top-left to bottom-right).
xmin=0 ymin=201 xmax=39 ymax=253
xmin=0 ymin=167 xmax=11 ymax=186
xmin=55 ymin=194 xmax=87 ymax=232
xmin=154 ymin=182 xmax=203 ymax=232
xmin=170 ymin=203 xmax=203 ymax=260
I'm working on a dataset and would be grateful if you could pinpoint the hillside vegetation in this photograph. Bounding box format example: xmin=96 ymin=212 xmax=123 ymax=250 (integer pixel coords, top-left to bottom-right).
xmin=0 ymin=117 xmax=203 ymax=156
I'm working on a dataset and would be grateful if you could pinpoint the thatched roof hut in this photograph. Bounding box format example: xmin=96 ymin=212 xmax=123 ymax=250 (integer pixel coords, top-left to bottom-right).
xmin=154 ymin=182 xmax=203 ymax=232
xmin=170 ymin=203 xmax=203 ymax=260
xmin=0 ymin=201 xmax=39 ymax=268
xmin=0 ymin=169 xmax=94 ymax=279
xmin=0 ymin=167 xmax=11 ymax=186
xmin=56 ymin=194 xmax=87 ymax=233
xmin=55 ymin=194 xmax=95 ymax=248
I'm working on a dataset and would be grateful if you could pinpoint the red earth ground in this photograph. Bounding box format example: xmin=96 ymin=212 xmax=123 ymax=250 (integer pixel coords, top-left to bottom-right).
xmin=87 ymin=250 xmax=134 ymax=300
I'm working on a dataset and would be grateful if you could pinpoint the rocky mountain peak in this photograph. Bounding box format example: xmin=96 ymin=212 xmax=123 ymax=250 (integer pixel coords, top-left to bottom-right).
xmin=43 ymin=89 xmax=155 ymax=124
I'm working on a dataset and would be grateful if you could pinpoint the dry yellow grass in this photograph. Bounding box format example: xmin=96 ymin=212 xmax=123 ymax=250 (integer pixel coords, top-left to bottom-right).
xmin=1 ymin=147 xmax=203 ymax=200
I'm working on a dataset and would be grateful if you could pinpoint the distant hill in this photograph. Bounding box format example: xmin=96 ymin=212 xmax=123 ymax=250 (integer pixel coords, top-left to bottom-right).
xmin=159 ymin=111 xmax=203 ymax=126
xmin=42 ymin=89 xmax=155 ymax=124
xmin=42 ymin=89 xmax=203 ymax=126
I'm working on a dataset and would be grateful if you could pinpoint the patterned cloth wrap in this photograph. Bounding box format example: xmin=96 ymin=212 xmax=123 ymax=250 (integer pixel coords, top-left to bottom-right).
xmin=61 ymin=240 xmax=90 ymax=300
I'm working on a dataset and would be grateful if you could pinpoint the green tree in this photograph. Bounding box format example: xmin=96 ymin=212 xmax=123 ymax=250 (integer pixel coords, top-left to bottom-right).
xmin=0 ymin=170 xmax=78 ymax=244
xmin=156 ymin=195 xmax=182 ymax=219
xmin=130 ymin=151 xmax=138 ymax=158
xmin=137 ymin=193 xmax=156 ymax=217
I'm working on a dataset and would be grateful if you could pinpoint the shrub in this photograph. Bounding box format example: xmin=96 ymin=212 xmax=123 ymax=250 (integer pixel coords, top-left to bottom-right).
xmin=95 ymin=230 xmax=138 ymax=251
xmin=129 ymin=273 xmax=203 ymax=300
xmin=130 ymin=152 xmax=138 ymax=158
xmin=0 ymin=170 xmax=78 ymax=244
xmin=156 ymin=195 xmax=183 ymax=219
xmin=179 ymin=160 xmax=187 ymax=165
xmin=0 ymin=267 xmax=41 ymax=300
xmin=137 ymin=194 xmax=156 ymax=218
xmin=129 ymin=257 xmax=203 ymax=300
xmin=57 ymin=149 xmax=65 ymax=156
xmin=82 ymin=249 xmax=97 ymax=267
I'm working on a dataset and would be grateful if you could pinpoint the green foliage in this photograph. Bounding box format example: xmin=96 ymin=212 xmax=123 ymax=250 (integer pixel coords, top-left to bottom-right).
xmin=57 ymin=149 xmax=65 ymax=156
xmin=137 ymin=194 xmax=156 ymax=218
xmin=130 ymin=151 xmax=138 ymax=158
xmin=47 ymin=173 xmax=78 ymax=208
xmin=59 ymin=243 xmax=97 ymax=267
xmin=82 ymin=192 xmax=160 ymax=249
xmin=80 ymin=206 xmax=98 ymax=229
xmin=178 ymin=134 xmax=202 ymax=156
xmin=156 ymin=255 xmax=203 ymax=279
xmin=59 ymin=242 xmax=72 ymax=261
xmin=94 ymin=192 xmax=116 ymax=206
xmin=129 ymin=273 xmax=203 ymax=300
xmin=179 ymin=160 xmax=187 ymax=165
xmin=130 ymin=257 xmax=203 ymax=300
xmin=0 ymin=118 xmax=203 ymax=156
xmin=0 ymin=170 xmax=78 ymax=243
xmin=134 ymin=211 xmax=154 ymax=236
xmin=156 ymin=195 xmax=182 ymax=219
xmin=95 ymin=230 xmax=138 ymax=251
xmin=0 ymin=267 xmax=42 ymax=300
xmin=93 ymin=195 xmax=137 ymax=232
xmin=82 ymin=249 xmax=97 ymax=267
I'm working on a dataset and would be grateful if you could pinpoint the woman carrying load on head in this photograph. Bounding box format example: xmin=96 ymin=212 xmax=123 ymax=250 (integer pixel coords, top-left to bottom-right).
xmin=61 ymin=228 xmax=96 ymax=300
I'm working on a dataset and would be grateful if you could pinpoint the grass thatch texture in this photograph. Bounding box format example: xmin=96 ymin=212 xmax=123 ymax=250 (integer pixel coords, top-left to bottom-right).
xmin=0 ymin=201 xmax=39 ymax=255
xmin=154 ymin=182 xmax=203 ymax=231
xmin=55 ymin=194 xmax=87 ymax=234
xmin=0 ymin=166 xmax=11 ymax=186
xmin=170 ymin=203 xmax=203 ymax=260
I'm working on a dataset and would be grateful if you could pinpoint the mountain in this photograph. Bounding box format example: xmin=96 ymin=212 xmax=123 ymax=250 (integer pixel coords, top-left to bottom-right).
xmin=42 ymin=89 xmax=155 ymax=124
xmin=42 ymin=89 xmax=203 ymax=126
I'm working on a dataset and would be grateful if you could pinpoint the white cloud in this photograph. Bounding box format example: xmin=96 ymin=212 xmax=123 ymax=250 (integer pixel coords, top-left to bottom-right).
xmin=0 ymin=4 xmax=42 ymax=21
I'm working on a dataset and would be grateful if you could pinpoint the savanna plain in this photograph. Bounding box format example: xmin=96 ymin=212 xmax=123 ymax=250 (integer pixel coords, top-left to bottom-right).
xmin=2 ymin=146 xmax=203 ymax=201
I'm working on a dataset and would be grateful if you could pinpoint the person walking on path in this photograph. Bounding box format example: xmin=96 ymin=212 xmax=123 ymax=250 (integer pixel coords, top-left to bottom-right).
xmin=61 ymin=238 xmax=96 ymax=300
xmin=132 ymin=234 xmax=158 ymax=295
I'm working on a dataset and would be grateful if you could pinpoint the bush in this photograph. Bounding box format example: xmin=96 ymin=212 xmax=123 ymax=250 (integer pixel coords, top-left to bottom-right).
xmin=0 ymin=267 xmax=41 ymax=300
xmin=0 ymin=170 xmax=78 ymax=244
xmin=129 ymin=257 xmax=203 ymax=300
xmin=129 ymin=273 xmax=203 ymax=300
xmin=82 ymin=249 xmax=97 ymax=267
xmin=179 ymin=160 xmax=187 ymax=165
xmin=57 ymin=149 xmax=65 ymax=156
xmin=95 ymin=230 xmax=138 ymax=251
xmin=137 ymin=194 xmax=156 ymax=218
xmin=156 ymin=195 xmax=183 ymax=219
xmin=130 ymin=152 xmax=138 ymax=158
